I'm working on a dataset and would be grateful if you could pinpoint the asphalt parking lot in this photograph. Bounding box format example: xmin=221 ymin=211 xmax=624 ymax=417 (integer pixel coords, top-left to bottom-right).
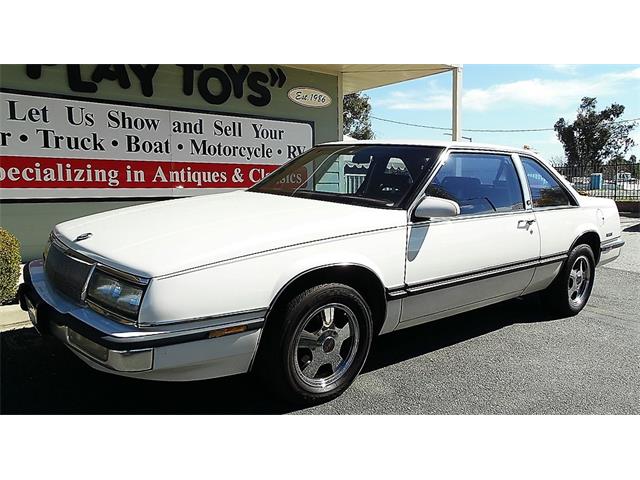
xmin=1 ymin=216 xmax=638 ymax=414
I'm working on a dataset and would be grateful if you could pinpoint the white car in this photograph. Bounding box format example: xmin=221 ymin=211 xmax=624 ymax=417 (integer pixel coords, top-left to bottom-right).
xmin=19 ymin=141 xmax=625 ymax=404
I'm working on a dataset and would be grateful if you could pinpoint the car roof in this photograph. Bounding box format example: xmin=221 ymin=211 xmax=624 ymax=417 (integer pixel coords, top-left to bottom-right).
xmin=319 ymin=139 xmax=539 ymax=156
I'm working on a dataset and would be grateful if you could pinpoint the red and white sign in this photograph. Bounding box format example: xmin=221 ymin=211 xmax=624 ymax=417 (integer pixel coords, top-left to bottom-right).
xmin=0 ymin=92 xmax=313 ymax=199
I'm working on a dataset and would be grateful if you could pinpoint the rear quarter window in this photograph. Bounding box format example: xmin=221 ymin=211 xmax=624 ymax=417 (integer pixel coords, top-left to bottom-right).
xmin=520 ymin=156 xmax=573 ymax=208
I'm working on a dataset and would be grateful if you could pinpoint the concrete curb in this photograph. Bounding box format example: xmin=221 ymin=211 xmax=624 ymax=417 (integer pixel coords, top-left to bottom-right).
xmin=0 ymin=304 xmax=30 ymax=333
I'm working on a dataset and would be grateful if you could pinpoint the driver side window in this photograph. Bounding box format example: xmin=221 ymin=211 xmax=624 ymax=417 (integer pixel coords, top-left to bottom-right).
xmin=426 ymin=153 xmax=525 ymax=216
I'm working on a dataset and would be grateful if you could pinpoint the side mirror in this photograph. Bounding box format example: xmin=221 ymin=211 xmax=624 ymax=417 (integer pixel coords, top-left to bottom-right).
xmin=414 ymin=196 xmax=460 ymax=220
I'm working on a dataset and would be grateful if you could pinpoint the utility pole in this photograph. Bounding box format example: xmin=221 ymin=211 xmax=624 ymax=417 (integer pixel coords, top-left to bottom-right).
xmin=452 ymin=66 xmax=462 ymax=141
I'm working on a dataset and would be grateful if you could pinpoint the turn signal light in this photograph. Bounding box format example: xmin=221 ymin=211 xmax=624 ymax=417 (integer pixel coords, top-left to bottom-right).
xmin=208 ymin=325 xmax=248 ymax=338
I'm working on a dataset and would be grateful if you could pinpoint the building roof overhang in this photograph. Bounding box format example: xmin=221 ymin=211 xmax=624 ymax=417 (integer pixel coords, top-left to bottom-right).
xmin=286 ymin=64 xmax=459 ymax=94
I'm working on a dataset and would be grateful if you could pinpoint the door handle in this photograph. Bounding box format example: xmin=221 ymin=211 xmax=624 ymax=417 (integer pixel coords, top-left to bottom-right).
xmin=517 ymin=219 xmax=536 ymax=229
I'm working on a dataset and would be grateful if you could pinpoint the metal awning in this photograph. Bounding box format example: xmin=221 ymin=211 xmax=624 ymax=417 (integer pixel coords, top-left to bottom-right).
xmin=287 ymin=64 xmax=462 ymax=141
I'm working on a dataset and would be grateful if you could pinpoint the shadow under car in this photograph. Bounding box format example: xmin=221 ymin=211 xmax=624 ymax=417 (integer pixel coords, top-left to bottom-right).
xmin=1 ymin=293 xmax=560 ymax=414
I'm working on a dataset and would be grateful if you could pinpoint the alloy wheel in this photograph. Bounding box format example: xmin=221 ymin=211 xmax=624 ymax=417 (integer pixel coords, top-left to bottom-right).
xmin=292 ymin=303 xmax=360 ymax=390
xmin=568 ymin=255 xmax=591 ymax=308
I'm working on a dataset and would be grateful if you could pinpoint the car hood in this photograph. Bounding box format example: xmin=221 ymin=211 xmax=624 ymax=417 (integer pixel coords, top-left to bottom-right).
xmin=54 ymin=191 xmax=406 ymax=277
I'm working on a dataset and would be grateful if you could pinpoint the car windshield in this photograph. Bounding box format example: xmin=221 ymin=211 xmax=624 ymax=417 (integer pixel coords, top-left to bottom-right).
xmin=249 ymin=145 xmax=443 ymax=208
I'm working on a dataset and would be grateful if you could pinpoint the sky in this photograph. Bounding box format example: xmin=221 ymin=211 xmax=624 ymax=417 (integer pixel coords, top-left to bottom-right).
xmin=364 ymin=64 xmax=640 ymax=162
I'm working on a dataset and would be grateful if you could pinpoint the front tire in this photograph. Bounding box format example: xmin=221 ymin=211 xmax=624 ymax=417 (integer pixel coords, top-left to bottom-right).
xmin=257 ymin=283 xmax=373 ymax=405
xmin=542 ymin=243 xmax=596 ymax=316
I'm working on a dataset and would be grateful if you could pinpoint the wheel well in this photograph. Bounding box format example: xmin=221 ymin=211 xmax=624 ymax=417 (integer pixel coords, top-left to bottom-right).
xmin=572 ymin=231 xmax=601 ymax=264
xmin=266 ymin=265 xmax=388 ymax=335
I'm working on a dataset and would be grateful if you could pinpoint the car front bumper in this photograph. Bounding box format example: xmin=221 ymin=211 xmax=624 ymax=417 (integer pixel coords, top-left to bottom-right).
xmin=18 ymin=260 xmax=265 ymax=381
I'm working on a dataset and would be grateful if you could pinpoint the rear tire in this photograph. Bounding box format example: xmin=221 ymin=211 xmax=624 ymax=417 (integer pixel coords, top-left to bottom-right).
xmin=541 ymin=243 xmax=596 ymax=317
xmin=256 ymin=283 xmax=373 ymax=405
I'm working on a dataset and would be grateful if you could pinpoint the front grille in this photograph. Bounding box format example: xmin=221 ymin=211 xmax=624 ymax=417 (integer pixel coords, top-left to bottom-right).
xmin=44 ymin=242 xmax=94 ymax=302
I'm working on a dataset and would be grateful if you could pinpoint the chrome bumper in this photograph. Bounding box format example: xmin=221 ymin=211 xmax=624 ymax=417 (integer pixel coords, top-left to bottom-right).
xmin=599 ymin=237 xmax=625 ymax=267
xmin=19 ymin=260 xmax=265 ymax=380
xmin=49 ymin=322 xmax=154 ymax=372
xmin=600 ymin=238 xmax=625 ymax=254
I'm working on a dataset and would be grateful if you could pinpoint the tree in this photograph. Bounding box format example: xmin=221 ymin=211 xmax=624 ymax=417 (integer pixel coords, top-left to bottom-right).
xmin=343 ymin=93 xmax=374 ymax=139
xmin=554 ymin=97 xmax=636 ymax=169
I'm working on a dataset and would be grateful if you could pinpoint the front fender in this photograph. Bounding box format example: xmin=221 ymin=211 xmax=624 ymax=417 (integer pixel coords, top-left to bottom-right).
xmin=138 ymin=226 xmax=406 ymax=325
xmin=269 ymin=250 xmax=390 ymax=303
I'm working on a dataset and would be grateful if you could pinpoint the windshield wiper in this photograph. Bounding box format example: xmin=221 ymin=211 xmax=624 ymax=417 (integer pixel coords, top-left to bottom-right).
xmin=293 ymin=190 xmax=393 ymax=206
xmin=339 ymin=194 xmax=393 ymax=206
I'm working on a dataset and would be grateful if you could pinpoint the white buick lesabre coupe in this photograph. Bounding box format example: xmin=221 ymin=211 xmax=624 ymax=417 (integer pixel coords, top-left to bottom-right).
xmin=19 ymin=141 xmax=625 ymax=404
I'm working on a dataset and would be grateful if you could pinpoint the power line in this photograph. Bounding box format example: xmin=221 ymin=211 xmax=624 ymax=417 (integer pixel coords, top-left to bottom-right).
xmin=371 ymin=116 xmax=451 ymax=131
xmin=370 ymin=115 xmax=640 ymax=133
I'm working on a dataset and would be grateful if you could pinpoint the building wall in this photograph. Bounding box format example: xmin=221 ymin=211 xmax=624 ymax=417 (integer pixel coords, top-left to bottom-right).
xmin=0 ymin=64 xmax=340 ymax=260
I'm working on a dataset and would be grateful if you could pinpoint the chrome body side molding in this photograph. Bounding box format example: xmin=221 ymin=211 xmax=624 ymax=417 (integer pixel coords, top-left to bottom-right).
xmin=386 ymin=253 xmax=568 ymax=300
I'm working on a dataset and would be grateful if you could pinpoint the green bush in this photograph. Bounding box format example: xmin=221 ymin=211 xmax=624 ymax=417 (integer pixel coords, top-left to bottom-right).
xmin=0 ymin=228 xmax=21 ymax=304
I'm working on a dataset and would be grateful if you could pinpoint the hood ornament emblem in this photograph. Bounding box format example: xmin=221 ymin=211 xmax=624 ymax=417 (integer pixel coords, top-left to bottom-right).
xmin=75 ymin=232 xmax=93 ymax=242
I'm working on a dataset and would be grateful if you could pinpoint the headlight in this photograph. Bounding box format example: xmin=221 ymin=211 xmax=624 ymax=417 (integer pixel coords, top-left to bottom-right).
xmin=86 ymin=270 xmax=144 ymax=323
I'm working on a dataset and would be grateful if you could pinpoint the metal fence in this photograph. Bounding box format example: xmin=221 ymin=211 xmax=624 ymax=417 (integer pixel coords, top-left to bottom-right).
xmin=344 ymin=174 xmax=366 ymax=194
xmin=342 ymin=162 xmax=639 ymax=201
xmin=551 ymin=161 xmax=640 ymax=201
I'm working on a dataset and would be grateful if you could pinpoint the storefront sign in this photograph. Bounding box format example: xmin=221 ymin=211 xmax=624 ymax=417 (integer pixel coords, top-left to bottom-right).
xmin=0 ymin=92 xmax=313 ymax=199
xmin=25 ymin=65 xmax=288 ymax=107
xmin=288 ymin=87 xmax=332 ymax=108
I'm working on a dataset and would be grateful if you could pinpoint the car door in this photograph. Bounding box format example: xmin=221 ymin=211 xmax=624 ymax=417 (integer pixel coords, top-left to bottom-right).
xmin=399 ymin=150 xmax=540 ymax=327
